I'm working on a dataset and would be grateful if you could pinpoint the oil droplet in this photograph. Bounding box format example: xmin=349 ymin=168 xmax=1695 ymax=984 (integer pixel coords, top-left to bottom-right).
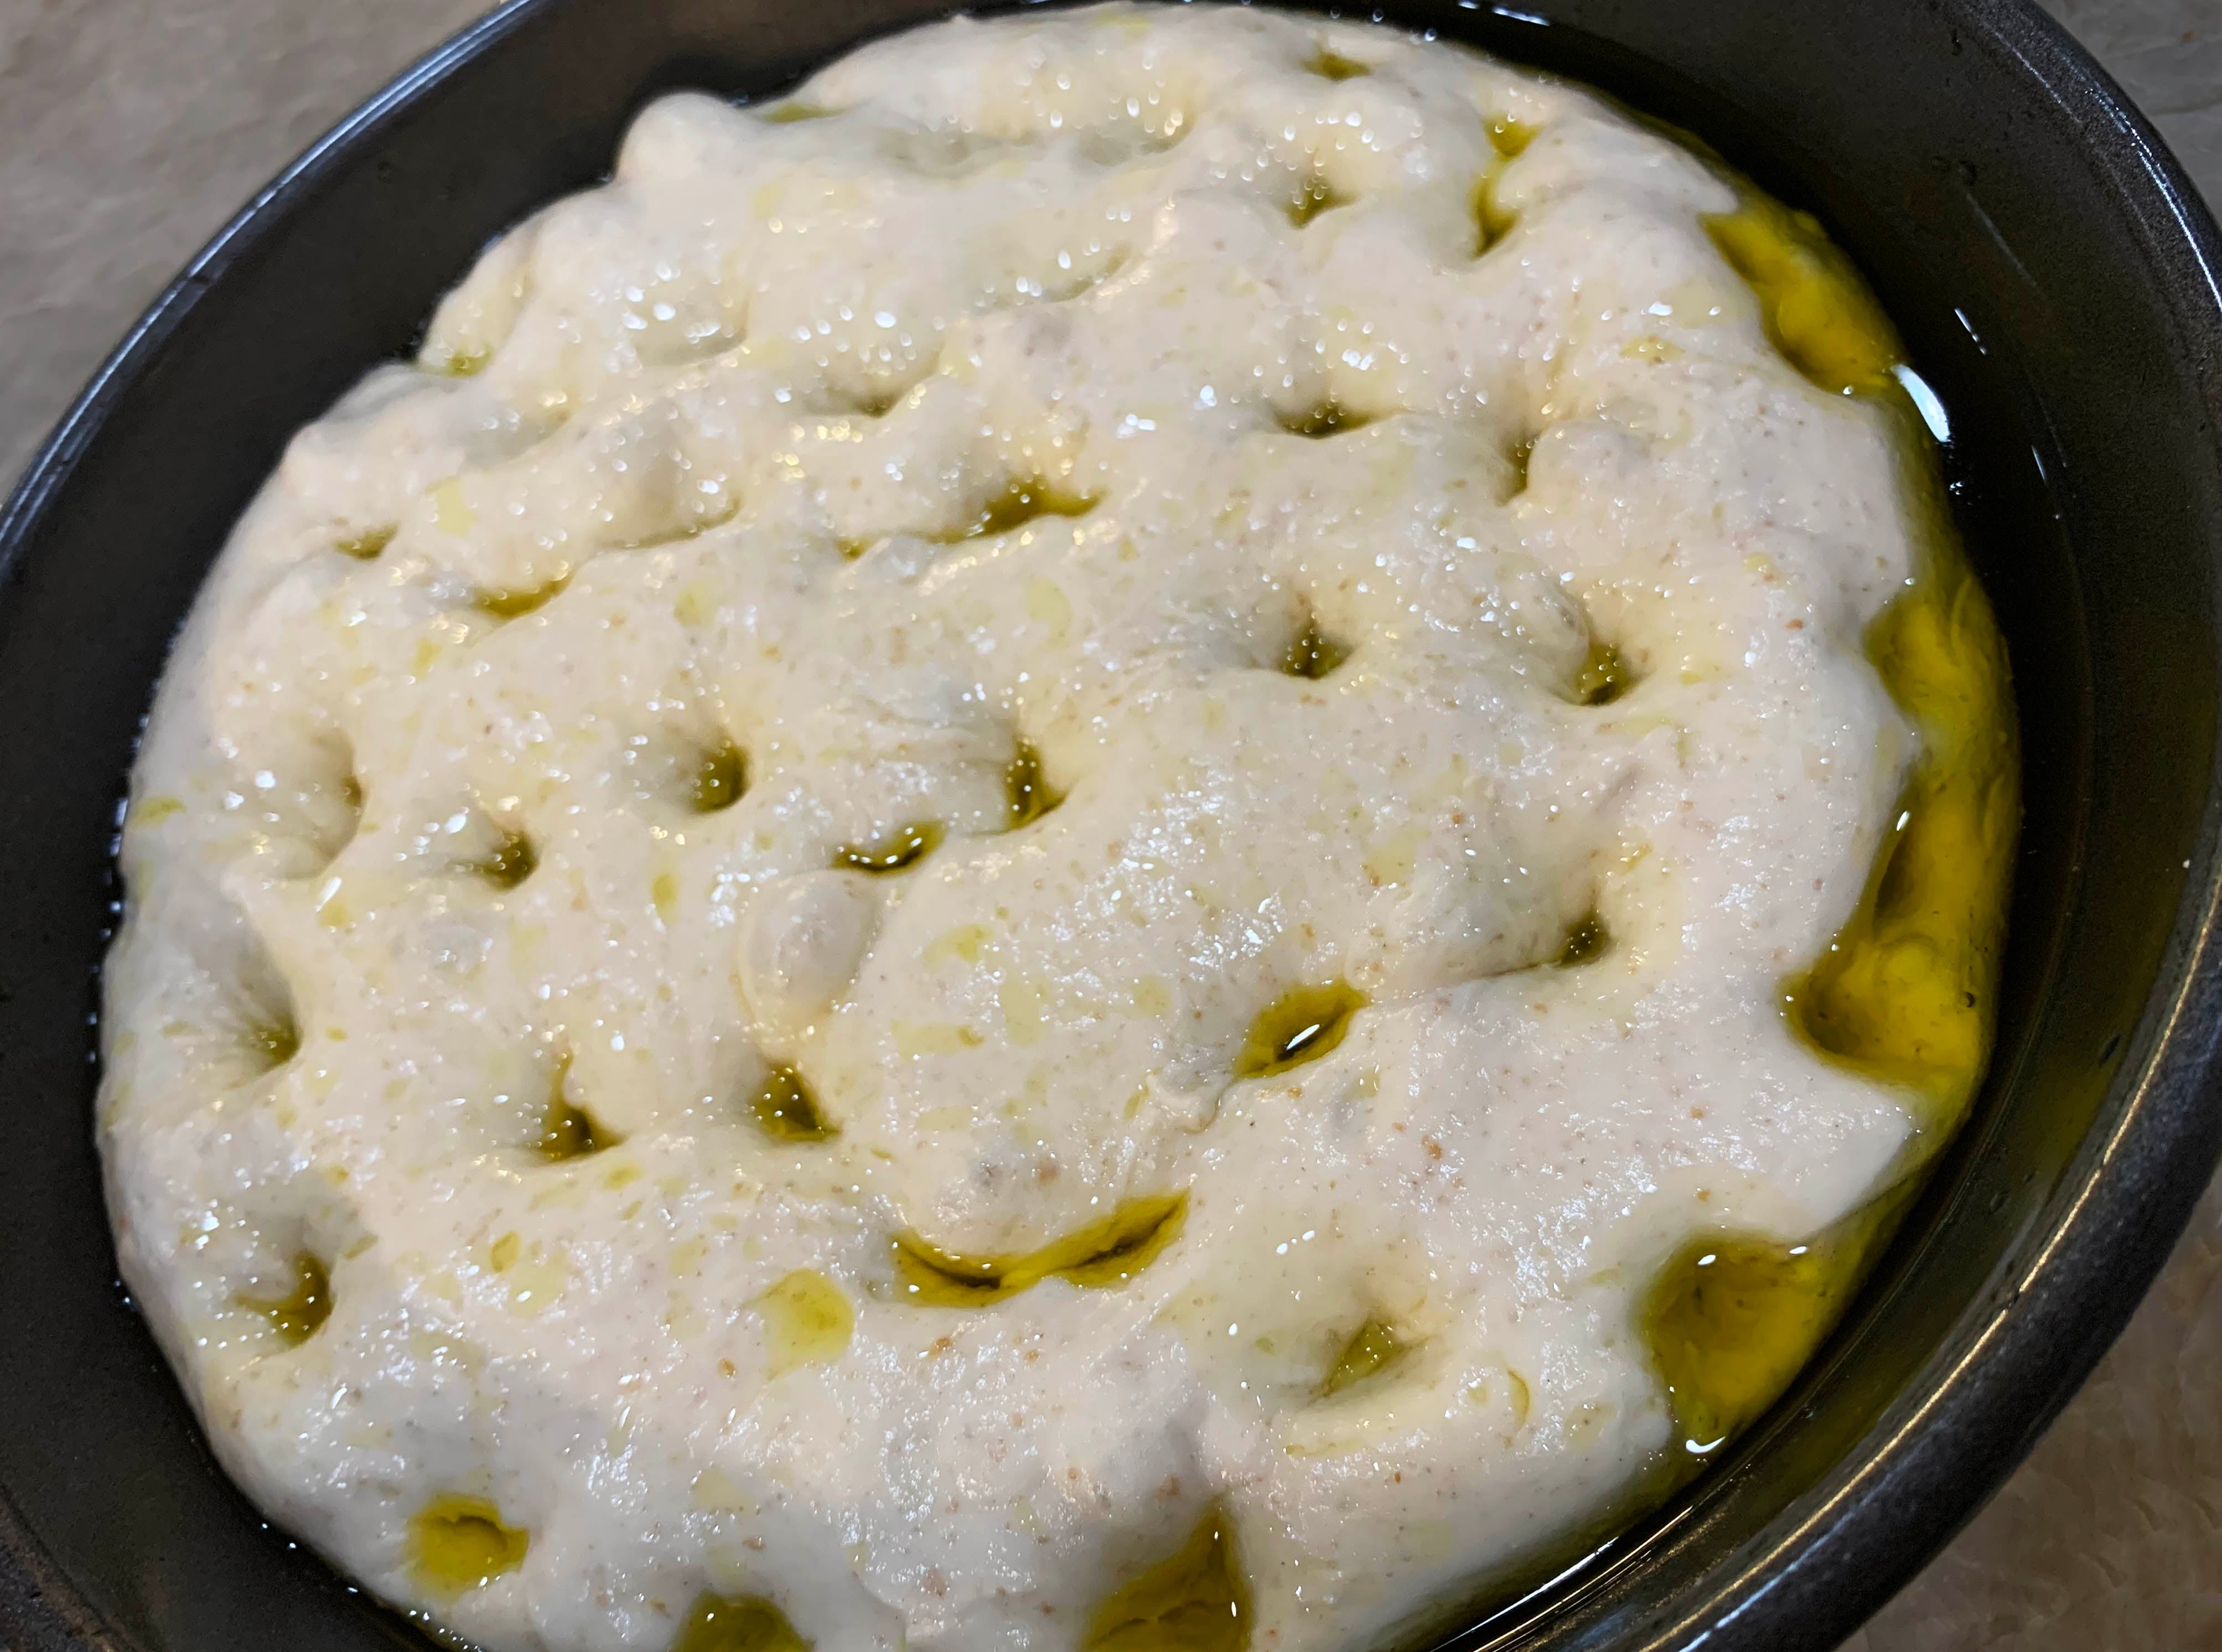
xmin=1286 ymin=174 xmax=1349 ymax=227
xmin=1557 ymin=912 xmax=1609 ymax=967
xmin=692 ymin=742 xmax=748 ymax=812
xmin=470 ymin=828 xmax=537 ymax=889
xmin=474 ymin=572 xmax=572 ymax=619
xmin=1235 ymin=982 xmax=1366 ymax=1079
xmin=428 ymin=345 xmax=493 ymax=379
xmin=1573 ymin=640 xmax=1630 ymax=706
xmin=407 ymin=1496 xmax=528 ymax=1599
xmin=1084 ymin=1502 xmax=1249 ymax=1652
xmin=1488 ymin=117 xmax=1537 ymax=159
xmin=758 ymin=102 xmax=835 ymax=125
xmin=1276 ymin=402 xmax=1371 ymax=439
xmin=893 ymin=1193 xmax=1187 ymax=1307
xmin=1781 ymin=548 xmax=2016 ymax=1112
xmin=834 ymin=820 xmax=942 ymax=874
xmin=1319 ymin=1318 xmax=1407 ymax=1396
xmin=250 ymin=1014 xmax=301 ymax=1069
xmin=239 ymin=1251 xmax=330 ymax=1347
xmin=755 ymin=1269 xmax=854 ymax=1377
xmin=1703 ymin=193 xmax=1899 ymax=399
xmin=1307 ymin=47 xmax=1370 ymax=81
xmin=674 ymin=1592 xmax=812 ymax=1651
xmin=538 ymin=1060 xmax=609 ymax=1161
xmin=1643 ymin=1197 xmax=1897 ymax=1457
xmin=1006 ymin=740 xmax=1063 ymax=828
xmin=1473 ymin=119 xmax=1536 ymax=252
xmin=1279 ymin=614 xmax=1350 ymax=680
xmin=931 ymin=479 xmax=1099 ymax=542
xmin=753 ymin=1065 xmax=836 ymax=1142
xmin=335 ymin=525 xmax=396 ymax=561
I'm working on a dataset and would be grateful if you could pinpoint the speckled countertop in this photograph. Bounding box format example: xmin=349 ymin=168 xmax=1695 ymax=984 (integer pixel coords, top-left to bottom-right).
xmin=1 ymin=0 xmax=2217 ymax=1645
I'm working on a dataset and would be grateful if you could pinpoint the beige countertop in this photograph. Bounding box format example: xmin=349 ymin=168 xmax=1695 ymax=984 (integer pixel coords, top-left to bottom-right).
xmin=1 ymin=0 xmax=2217 ymax=1645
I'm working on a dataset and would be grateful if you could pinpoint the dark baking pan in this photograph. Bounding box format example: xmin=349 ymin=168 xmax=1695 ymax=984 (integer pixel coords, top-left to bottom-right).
xmin=2 ymin=0 xmax=2218 ymax=1648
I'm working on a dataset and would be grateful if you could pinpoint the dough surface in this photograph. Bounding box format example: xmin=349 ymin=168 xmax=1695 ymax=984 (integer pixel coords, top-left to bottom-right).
xmin=99 ymin=6 xmax=1943 ymax=1647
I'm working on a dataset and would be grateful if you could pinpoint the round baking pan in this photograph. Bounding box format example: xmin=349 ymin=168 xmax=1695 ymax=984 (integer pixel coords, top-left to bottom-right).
xmin=2 ymin=1 xmax=2218 ymax=1648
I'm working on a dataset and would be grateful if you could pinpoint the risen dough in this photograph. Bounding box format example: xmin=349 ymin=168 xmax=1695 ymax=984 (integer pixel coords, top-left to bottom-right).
xmin=101 ymin=6 xmax=1951 ymax=1648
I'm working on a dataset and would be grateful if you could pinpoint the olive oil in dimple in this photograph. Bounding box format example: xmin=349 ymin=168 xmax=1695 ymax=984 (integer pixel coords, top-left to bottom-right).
xmin=1635 ymin=162 xmax=2017 ymax=1479
xmin=673 ymin=1593 xmax=811 ymax=1651
xmin=1083 ymin=1503 xmax=1249 ymax=1652
xmin=239 ymin=1251 xmax=330 ymax=1345
xmin=407 ymin=1496 xmax=529 ymax=1599
xmin=891 ymin=1193 xmax=1188 ymax=1306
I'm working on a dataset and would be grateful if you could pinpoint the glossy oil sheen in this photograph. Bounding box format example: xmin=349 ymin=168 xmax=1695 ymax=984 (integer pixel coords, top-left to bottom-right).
xmin=405 ymin=1498 xmax=528 ymax=1600
xmin=890 ymin=1193 xmax=1187 ymax=1306
xmin=1083 ymin=1503 xmax=1250 ymax=1652
xmin=672 ymin=1593 xmax=811 ymax=1652
xmin=236 ymin=1252 xmax=330 ymax=1347
xmin=1636 ymin=170 xmax=2017 ymax=1489
xmin=0 ymin=4 xmax=2216 ymax=1652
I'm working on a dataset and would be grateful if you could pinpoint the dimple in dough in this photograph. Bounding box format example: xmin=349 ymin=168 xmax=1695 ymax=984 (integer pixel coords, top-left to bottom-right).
xmin=98 ymin=6 xmax=1975 ymax=1649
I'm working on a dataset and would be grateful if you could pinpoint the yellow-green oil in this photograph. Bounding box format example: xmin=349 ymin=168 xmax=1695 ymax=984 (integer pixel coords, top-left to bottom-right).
xmin=833 ymin=820 xmax=942 ymax=874
xmin=755 ymin=1269 xmax=855 ymax=1378
xmin=930 ymin=478 xmax=1098 ymax=543
xmin=1572 ymin=639 xmax=1631 ymax=706
xmin=692 ymin=742 xmax=747 ymax=812
xmin=248 ymin=1013 xmax=301 ymax=1069
xmin=537 ymin=1057 xmax=611 ymax=1162
xmin=753 ymin=1064 xmax=836 ymax=1142
xmin=469 ymin=827 xmax=536 ymax=889
xmin=474 ymin=572 xmax=572 ymax=619
xmin=408 ymin=1496 xmax=529 ymax=1599
xmin=335 ymin=524 xmax=396 ymax=561
xmin=1473 ymin=117 xmax=1536 ymax=251
xmin=673 ymin=1593 xmax=811 ymax=1651
xmin=1083 ymin=1503 xmax=1249 ymax=1652
xmin=892 ymin=1193 xmax=1188 ymax=1307
xmin=1006 ymin=740 xmax=1063 ymax=828
xmin=1637 ymin=174 xmax=2018 ymax=1469
xmin=1234 ymin=982 xmax=1366 ymax=1079
xmin=1280 ymin=615 xmax=1351 ymax=680
xmin=1319 ymin=1318 xmax=1409 ymax=1397
xmin=239 ymin=1251 xmax=330 ymax=1347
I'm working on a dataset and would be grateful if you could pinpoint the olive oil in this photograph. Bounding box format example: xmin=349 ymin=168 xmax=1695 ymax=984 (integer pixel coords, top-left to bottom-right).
xmin=470 ymin=828 xmax=536 ymax=889
xmin=752 ymin=1065 xmax=836 ymax=1142
xmin=930 ymin=479 xmax=1098 ymax=542
xmin=834 ymin=820 xmax=942 ymax=874
xmin=1280 ymin=615 xmax=1350 ymax=681
xmin=1637 ymin=165 xmax=2017 ymax=1477
xmin=335 ymin=525 xmax=396 ymax=561
xmin=1286 ymin=174 xmax=1348 ymax=228
xmin=1276 ymin=402 xmax=1370 ymax=439
xmin=756 ymin=1270 xmax=855 ymax=1377
xmin=474 ymin=573 xmax=572 ymax=619
xmin=1556 ymin=912 xmax=1609 ymax=968
xmin=1319 ymin=1318 xmax=1407 ymax=1397
xmin=674 ymin=1593 xmax=811 ymax=1651
xmin=1084 ymin=1503 xmax=1249 ymax=1652
xmin=691 ymin=742 xmax=747 ymax=813
xmin=1006 ymin=740 xmax=1062 ymax=828
xmin=1572 ymin=639 xmax=1630 ymax=706
xmin=249 ymin=1014 xmax=301 ymax=1069
xmin=537 ymin=1058 xmax=609 ymax=1162
xmin=408 ymin=1496 xmax=528 ymax=1598
xmin=893 ymin=1193 xmax=1187 ymax=1307
xmin=1235 ymin=982 xmax=1366 ymax=1079
xmin=239 ymin=1251 xmax=330 ymax=1346
xmin=1473 ymin=118 xmax=1536 ymax=251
